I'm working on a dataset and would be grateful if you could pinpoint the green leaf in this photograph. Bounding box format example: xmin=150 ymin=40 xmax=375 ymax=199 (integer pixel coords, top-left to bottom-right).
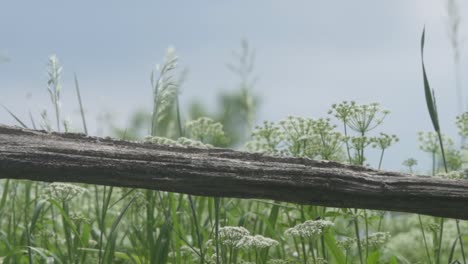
xmin=420 ymin=27 xmax=440 ymax=132
xmin=324 ymin=230 xmax=346 ymax=264
xmin=367 ymin=250 xmax=381 ymax=264
xmin=448 ymin=234 xmax=462 ymax=264
xmin=48 ymin=199 xmax=83 ymax=245
xmin=29 ymin=199 xmax=47 ymax=234
xmin=103 ymin=197 xmax=136 ymax=263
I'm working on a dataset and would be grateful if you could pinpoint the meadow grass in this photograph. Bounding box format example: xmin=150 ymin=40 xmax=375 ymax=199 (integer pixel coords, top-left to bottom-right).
xmin=1 ymin=39 xmax=468 ymax=264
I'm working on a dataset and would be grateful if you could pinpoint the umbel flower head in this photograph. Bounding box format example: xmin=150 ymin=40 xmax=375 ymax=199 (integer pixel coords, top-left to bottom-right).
xmin=218 ymin=226 xmax=251 ymax=247
xmin=337 ymin=237 xmax=357 ymax=251
xmin=143 ymin=136 xmax=213 ymax=148
xmin=186 ymin=117 xmax=227 ymax=144
xmin=42 ymin=182 xmax=87 ymax=202
xmin=285 ymin=219 xmax=334 ymax=238
xmin=235 ymin=234 xmax=279 ymax=249
xmin=245 ymin=121 xmax=285 ymax=155
xmin=436 ymin=170 xmax=466 ymax=180
xmin=362 ymin=232 xmax=391 ymax=248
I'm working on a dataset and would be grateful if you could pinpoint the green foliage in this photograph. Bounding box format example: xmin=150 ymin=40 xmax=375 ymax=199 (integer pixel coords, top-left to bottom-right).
xmin=2 ymin=40 xmax=468 ymax=264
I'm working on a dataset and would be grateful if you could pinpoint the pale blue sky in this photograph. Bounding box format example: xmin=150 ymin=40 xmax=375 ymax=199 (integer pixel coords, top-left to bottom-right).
xmin=1 ymin=1 xmax=467 ymax=172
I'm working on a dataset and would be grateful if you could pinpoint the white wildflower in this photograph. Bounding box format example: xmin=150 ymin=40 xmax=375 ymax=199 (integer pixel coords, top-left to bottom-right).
xmin=436 ymin=170 xmax=466 ymax=180
xmin=185 ymin=117 xmax=226 ymax=144
xmin=362 ymin=232 xmax=391 ymax=248
xmin=219 ymin=226 xmax=250 ymax=247
xmin=144 ymin=136 xmax=179 ymax=146
xmin=177 ymin=137 xmax=213 ymax=148
xmin=88 ymin=239 xmax=98 ymax=247
xmin=285 ymin=219 xmax=334 ymax=238
xmin=235 ymin=235 xmax=278 ymax=249
xmin=42 ymin=182 xmax=87 ymax=202
xmin=337 ymin=237 xmax=356 ymax=250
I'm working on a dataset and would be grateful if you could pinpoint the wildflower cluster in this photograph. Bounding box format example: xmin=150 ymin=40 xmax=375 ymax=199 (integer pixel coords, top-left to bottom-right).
xmin=246 ymin=116 xmax=345 ymax=160
xmin=143 ymin=135 xmax=214 ymax=148
xmin=417 ymin=131 xmax=445 ymax=154
xmin=236 ymin=235 xmax=279 ymax=249
xmin=312 ymin=118 xmax=344 ymax=160
xmin=372 ymin=133 xmax=399 ymax=150
xmin=347 ymin=136 xmax=375 ymax=164
xmin=185 ymin=117 xmax=227 ymax=144
xmin=328 ymin=101 xmax=357 ymax=124
xmin=218 ymin=226 xmax=278 ymax=250
xmin=337 ymin=237 xmax=357 ymax=251
xmin=343 ymin=102 xmax=389 ymax=135
xmin=279 ymin=116 xmax=318 ymax=157
xmin=418 ymin=131 xmax=462 ymax=172
xmin=456 ymin=112 xmax=468 ymax=138
xmin=245 ymin=121 xmax=284 ymax=155
xmin=329 ymin=102 xmax=396 ymax=166
xmin=218 ymin=226 xmax=251 ymax=247
xmin=362 ymin=232 xmax=391 ymax=248
xmin=144 ymin=135 xmax=178 ymax=145
xmin=284 ymin=219 xmax=334 ymax=238
xmin=436 ymin=170 xmax=466 ymax=180
xmin=42 ymin=182 xmax=87 ymax=202
xmin=402 ymin=158 xmax=418 ymax=173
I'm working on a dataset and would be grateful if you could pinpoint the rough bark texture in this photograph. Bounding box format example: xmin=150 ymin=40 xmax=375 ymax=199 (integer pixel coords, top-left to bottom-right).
xmin=1 ymin=125 xmax=467 ymax=219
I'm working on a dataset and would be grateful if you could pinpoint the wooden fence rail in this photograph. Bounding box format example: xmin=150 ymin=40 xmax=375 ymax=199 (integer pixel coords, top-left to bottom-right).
xmin=1 ymin=125 xmax=467 ymax=220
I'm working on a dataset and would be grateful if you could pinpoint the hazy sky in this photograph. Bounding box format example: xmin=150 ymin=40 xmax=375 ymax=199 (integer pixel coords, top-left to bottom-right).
xmin=1 ymin=1 xmax=467 ymax=172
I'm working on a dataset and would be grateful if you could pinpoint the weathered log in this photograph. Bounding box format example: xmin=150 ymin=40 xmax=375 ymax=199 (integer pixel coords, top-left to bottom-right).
xmin=0 ymin=124 xmax=467 ymax=219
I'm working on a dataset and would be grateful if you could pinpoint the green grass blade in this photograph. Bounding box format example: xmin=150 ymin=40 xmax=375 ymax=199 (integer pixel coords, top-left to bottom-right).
xmin=28 ymin=110 xmax=37 ymax=129
xmin=154 ymin=221 xmax=172 ymax=264
xmin=48 ymin=199 xmax=83 ymax=245
xmin=74 ymin=73 xmax=88 ymax=135
xmin=1 ymin=104 xmax=28 ymax=128
xmin=420 ymin=27 xmax=440 ymax=132
xmin=448 ymin=234 xmax=462 ymax=264
xmin=367 ymin=251 xmax=380 ymax=264
xmin=103 ymin=197 xmax=135 ymax=263
xmin=0 ymin=179 xmax=10 ymax=212
xmin=324 ymin=230 xmax=346 ymax=264
xmin=29 ymin=199 xmax=47 ymax=234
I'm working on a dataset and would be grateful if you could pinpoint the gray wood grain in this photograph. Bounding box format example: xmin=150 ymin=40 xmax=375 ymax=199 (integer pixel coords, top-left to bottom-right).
xmin=1 ymin=125 xmax=467 ymax=219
